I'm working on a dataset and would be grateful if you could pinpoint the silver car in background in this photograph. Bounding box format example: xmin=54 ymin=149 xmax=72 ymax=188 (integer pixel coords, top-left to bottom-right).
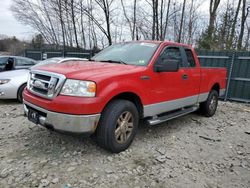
xmin=0 ymin=69 xmax=29 ymax=102
xmin=0 ymin=57 xmax=87 ymax=102
xmin=0 ymin=56 xmax=37 ymax=72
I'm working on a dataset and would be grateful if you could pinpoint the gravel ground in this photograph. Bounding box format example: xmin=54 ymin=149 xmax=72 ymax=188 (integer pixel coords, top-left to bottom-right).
xmin=0 ymin=100 xmax=250 ymax=188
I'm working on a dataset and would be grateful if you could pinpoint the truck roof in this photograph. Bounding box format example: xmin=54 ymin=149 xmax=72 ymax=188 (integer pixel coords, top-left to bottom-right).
xmin=135 ymin=40 xmax=192 ymax=48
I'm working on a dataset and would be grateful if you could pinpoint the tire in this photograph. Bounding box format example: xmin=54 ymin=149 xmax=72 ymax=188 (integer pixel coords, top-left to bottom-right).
xmin=96 ymin=99 xmax=139 ymax=153
xmin=200 ymin=90 xmax=219 ymax=117
xmin=17 ymin=84 xmax=26 ymax=103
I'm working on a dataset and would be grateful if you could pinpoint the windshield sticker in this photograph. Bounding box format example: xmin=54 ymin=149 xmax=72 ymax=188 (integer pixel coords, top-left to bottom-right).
xmin=138 ymin=60 xmax=146 ymax=64
xmin=140 ymin=43 xmax=157 ymax=48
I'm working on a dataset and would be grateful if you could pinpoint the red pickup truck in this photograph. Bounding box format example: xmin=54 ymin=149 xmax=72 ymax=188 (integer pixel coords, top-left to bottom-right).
xmin=23 ymin=41 xmax=227 ymax=153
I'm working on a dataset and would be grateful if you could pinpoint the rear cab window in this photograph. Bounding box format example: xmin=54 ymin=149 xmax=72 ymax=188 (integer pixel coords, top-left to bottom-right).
xmin=184 ymin=49 xmax=196 ymax=67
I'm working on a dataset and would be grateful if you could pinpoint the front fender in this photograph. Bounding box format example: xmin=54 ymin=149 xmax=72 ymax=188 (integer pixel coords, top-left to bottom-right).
xmin=97 ymin=79 xmax=145 ymax=109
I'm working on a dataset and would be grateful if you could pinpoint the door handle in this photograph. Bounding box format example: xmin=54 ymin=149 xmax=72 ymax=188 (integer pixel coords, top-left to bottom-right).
xmin=182 ymin=74 xmax=188 ymax=80
xmin=140 ymin=76 xmax=150 ymax=80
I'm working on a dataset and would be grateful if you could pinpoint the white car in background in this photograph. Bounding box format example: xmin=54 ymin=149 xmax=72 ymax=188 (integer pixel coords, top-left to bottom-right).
xmin=0 ymin=57 xmax=87 ymax=102
xmin=0 ymin=56 xmax=37 ymax=72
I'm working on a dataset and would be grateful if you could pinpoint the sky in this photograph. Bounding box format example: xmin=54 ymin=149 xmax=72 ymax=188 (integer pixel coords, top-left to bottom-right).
xmin=0 ymin=0 xmax=35 ymax=40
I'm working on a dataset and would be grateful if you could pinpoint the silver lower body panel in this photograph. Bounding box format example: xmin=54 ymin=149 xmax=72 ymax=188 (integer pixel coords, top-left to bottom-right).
xmin=23 ymin=100 xmax=100 ymax=134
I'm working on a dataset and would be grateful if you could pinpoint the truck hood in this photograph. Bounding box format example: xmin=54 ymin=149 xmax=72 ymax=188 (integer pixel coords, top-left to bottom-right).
xmin=34 ymin=61 xmax=146 ymax=80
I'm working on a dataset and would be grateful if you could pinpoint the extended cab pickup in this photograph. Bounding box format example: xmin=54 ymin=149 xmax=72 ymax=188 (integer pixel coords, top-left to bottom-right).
xmin=23 ymin=41 xmax=227 ymax=153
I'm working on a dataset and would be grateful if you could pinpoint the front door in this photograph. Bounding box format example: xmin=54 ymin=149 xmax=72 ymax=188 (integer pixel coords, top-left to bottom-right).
xmin=144 ymin=46 xmax=198 ymax=116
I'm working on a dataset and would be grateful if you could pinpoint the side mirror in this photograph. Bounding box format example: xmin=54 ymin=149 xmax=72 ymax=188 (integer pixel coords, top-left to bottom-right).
xmin=154 ymin=59 xmax=179 ymax=72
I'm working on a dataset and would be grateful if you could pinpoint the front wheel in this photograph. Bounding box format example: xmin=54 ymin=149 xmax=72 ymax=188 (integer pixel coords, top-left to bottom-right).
xmin=200 ymin=90 xmax=219 ymax=117
xmin=96 ymin=99 xmax=139 ymax=153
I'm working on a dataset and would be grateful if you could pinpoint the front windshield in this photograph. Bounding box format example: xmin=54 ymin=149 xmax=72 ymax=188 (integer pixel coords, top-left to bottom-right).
xmin=92 ymin=42 xmax=160 ymax=66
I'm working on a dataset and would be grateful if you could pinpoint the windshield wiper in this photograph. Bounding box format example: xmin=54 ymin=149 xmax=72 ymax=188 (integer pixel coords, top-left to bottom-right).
xmin=98 ymin=59 xmax=127 ymax=65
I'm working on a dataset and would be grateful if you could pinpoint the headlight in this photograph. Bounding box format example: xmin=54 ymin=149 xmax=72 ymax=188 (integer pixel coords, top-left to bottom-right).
xmin=0 ymin=79 xmax=10 ymax=85
xmin=60 ymin=79 xmax=96 ymax=97
xmin=27 ymin=73 xmax=31 ymax=89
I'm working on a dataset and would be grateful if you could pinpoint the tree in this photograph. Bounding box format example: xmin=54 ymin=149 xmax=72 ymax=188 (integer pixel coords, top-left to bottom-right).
xmin=0 ymin=37 xmax=29 ymax=55
xmin=79 ymin=0 xmax=87 ymax=48
xmin=208 ymin=0 xmax=221 ymax=40
xmin=57 ymin=0 xmax=66 ymax=51
xmin=41 ymin=0 xmax=59 ymax=47
xmin=245 ymin=24 xmax=250 ymax=50
xmin=162 ymin=0 xmax=171 ymax=40
xmin=237 ymin=0 xmax=248 ymax=50
xmin=228 ymin=0 xmax=242 ymax=49
xmin=31 ymin=34 xmax=45 ymax=49
xmin=198 ymin=0 xmax=221 ymax=49
xmin=151 ymin=0 xmax=159 ymax=40
xmin=132 ymin=0 xmax=137 ymax=40
xmin=121 ymin=0 xmax=137 ymax=40
xmin=177 ymin=0 xmax=186 ymax=43
xmin=11 ymin=0 xmax=249 ymax=50
xmin=216 ymin=2 xmax=234 ymax=49
xmin=94 ymin=0 xmax=113 ymax=45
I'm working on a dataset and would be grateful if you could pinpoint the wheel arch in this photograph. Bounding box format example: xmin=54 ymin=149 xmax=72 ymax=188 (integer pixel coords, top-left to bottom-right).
xmin=211 ymin=83 xmax=220 ymax=94
xmin=17 ymin=82 xmax=27 ymax=98
xmin=104 ymin=92 xmax=144 ymax=119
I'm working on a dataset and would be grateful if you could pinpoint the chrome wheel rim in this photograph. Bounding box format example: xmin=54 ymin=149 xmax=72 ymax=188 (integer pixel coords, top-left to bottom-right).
xmin=209 ymin=95 xmax=217 ymax=112
xmin=115 ymin=111 xmax=134 ymax=144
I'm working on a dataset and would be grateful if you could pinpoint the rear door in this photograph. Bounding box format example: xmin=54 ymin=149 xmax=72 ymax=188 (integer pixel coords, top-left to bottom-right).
xmin=180 ymin=47 xmax=200 ymax=102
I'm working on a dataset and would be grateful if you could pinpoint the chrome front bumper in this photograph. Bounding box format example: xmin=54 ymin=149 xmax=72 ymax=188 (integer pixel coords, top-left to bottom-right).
xmin=23 ymin=100 xmax=101 ymax=134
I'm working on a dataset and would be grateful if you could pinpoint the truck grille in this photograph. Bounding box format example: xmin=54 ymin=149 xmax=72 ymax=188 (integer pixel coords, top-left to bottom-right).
xmin=27 ymin=70 xmax=66 ymax=99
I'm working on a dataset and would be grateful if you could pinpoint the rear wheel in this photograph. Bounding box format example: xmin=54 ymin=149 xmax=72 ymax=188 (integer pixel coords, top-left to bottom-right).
xmin=96 ymin=99 xmax=139 ymax=153
xmin=200 ymin=90 xmax=219 ymax=117
xmin=17 ymin=84 xmax=26 ymax=103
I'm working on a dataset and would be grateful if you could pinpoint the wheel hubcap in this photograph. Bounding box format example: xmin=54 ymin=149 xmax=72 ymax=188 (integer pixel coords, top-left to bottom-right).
xmin=115 ymin=111 xmax=134 ymax=144
xmin=209 ymin=95 xmax=217 ymax=112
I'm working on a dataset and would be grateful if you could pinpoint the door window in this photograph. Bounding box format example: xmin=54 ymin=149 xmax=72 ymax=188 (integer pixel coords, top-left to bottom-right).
xmin=16 ymin=58 xmax=35 ymax=66
xmin=185 ymin=49 xmax=196 ymax=67
xmin=0 ymin=57 xmax=8 ymax=65
xmin=157 ymin=47 xmax=183 ymax=67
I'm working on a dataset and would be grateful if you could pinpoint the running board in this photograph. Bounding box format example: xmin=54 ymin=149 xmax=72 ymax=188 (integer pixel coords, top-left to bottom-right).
xmin=147 ymin=106 xmax=199 ymax=125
